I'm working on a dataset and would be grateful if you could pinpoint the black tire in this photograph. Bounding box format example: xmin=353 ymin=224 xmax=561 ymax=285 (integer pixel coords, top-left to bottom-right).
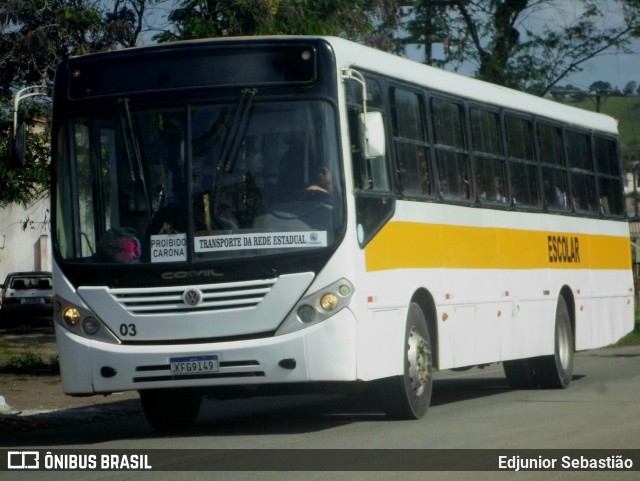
xmin=377 ymin=303 xmax=433 ymax=420
xmin=140 ymin=388 xmax=202 ymax=431
xmin=503 ymin=358 xmax=537 ymax=389
xmin=534 ymin=296 xmax=574 ymax=388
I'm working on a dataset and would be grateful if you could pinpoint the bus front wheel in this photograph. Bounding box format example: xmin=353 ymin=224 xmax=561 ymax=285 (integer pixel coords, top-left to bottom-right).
xmin=377 ymin=303 xmax=433 ymax=419
xmin=140 ymin=388 xmax=202 ymax=431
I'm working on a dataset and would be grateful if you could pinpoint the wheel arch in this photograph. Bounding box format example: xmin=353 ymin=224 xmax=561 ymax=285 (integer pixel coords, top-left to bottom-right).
xmin=410 ymin=288 xmax=439 ymax=369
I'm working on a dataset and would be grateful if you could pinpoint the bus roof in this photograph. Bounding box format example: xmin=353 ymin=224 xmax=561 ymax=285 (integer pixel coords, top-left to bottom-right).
xmin=66 ymin=35 xmax=618 ymax=136
xmin=322 ymin=36 xmax=618 ymax=135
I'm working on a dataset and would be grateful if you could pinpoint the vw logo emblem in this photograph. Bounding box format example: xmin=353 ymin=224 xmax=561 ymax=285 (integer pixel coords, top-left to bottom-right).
xmin=182 ymin=288 xmax=203 ymax=306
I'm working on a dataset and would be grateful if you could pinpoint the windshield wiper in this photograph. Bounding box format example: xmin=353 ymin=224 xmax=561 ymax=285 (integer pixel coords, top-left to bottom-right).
xmin=118 ymin=97 xmax=152 ymax=219
xmin=211 ymin=89 xmax=257 ymax=226
xmin=217 ymin=88 xmax=257 ymax=173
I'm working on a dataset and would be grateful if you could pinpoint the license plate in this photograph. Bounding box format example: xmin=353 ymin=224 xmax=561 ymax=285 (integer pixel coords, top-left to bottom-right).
xmin=170 ymin=355 xmax=219 ymax=375
xmin=21 ymin=297 xmax=44 ymax=304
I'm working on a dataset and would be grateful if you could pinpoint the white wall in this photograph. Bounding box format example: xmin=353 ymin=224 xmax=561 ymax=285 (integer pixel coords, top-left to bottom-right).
xmin=0 ymin=197 xmax=51 ymax=282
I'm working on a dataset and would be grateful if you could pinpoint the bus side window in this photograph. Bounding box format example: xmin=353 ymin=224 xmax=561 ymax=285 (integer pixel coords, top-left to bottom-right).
xmin=538 ymin=122 xmax=569 ymax=211
xmin=431 ymin=97 xmax=471 ymax=201
xmin=506 ymin=115 xmax=540 ymax=208
xmin=470 ymin=108 xmax=507 ymax=204
xmin=567 ymin=130 xmax=597 ymax=213
xmin=391 ymin=87 xmax=431 ymax=197
xmin=595 ymin=136 xmax=624 ymax=216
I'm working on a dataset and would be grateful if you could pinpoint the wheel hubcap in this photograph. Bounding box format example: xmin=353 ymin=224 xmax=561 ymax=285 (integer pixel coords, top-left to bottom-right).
xmin=407 ymin=327 xmax=430 ymax=395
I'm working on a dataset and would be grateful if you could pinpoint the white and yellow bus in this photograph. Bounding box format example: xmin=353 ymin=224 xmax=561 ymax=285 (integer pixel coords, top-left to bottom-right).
xmin=49 ymin=36 xmax=633 ymax=429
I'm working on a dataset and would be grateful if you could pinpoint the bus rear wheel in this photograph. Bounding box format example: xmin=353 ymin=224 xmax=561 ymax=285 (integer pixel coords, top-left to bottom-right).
xmin=140 ymin=388 xmax=202 ymax=431
xmin=534 ymin=296 xmax=574 ymax=388
xmin=502 ymin=296 xmax=574 ymax=390
xmin=377 ymin=303 xmax=433 ymax=419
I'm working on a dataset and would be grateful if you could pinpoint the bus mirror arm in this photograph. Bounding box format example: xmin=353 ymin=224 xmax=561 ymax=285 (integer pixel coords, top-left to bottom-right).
xmin=342 ymin=68 xmax=386 ymax=159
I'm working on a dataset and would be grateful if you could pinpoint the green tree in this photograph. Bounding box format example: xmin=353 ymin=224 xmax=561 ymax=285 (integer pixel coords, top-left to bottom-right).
xmin=155 ymin=0 xmax=399 ymax=49
xmin=400 ymin=0 xmax=640 ymax=95
xmin=589 ymin=80 xmax=614 ymax=112
xmin=0 ymin=0 xmax=160 ymax=205
xmin=623 ymin=80 xmax=638 ymax=96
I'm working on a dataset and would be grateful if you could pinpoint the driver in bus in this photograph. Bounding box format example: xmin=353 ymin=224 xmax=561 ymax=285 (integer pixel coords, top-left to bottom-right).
xmin=307 ymin=165 xmax=332 ymax=194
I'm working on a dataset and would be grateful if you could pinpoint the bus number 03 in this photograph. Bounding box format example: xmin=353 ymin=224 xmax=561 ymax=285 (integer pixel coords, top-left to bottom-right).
xmin=120 ymin=324 xmax=137 ymax=336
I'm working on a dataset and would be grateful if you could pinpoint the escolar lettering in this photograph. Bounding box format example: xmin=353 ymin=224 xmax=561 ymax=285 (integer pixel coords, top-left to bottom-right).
xmin=547 ymin=235 xmax=580 ymax=263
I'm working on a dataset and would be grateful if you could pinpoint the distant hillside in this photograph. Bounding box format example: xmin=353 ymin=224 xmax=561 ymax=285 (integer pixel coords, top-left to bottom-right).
xmin=563 ymin=96 xmax=640 ymax=162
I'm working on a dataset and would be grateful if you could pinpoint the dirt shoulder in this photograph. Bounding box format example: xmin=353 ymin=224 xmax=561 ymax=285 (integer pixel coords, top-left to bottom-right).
xmin=0 ymin=326 xmax=140 ymax=434
xmin=0 ymin=372 xmax=138 ymax=414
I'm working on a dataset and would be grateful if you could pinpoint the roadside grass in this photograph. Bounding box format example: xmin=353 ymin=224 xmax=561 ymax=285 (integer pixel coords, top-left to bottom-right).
xmin=613 ymin=308 xmax=640 ymax=347
xmin=0 ymin=339 xmax=59 ymax=374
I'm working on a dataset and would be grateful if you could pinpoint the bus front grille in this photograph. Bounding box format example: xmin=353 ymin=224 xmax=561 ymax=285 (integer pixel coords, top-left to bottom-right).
xmin=109 ymin=277 xmax=278 ymax=315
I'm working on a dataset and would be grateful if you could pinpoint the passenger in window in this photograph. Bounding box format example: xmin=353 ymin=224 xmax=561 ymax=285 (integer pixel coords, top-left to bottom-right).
xmin=417 ymin=149 xmax=431 ymax=194
xmin=459 ymin=172 xmax=471 ymax=199
xmin=438 ymin=175 xmax=449 ymax=197
xmin=480 ymin=175 xmax=506 ymax=203
xmin=572 ymin=195 xmax=593 ymax=212
xmin=543 ymin=179 xmax=567 ymax=209
xmin=494 ymin=176 xmax=507 ymax=202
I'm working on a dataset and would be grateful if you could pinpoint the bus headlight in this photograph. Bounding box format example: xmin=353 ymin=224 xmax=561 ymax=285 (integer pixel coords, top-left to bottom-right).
xmin=320 ymin=293 xmax=339 ymax=311
xmin=63 ymin=307 xmax=81 ymax=327
xmin=276 ymin=278 xmax=354 ymax=336
xmin=54 ymin=295 xmax=120 ymax=344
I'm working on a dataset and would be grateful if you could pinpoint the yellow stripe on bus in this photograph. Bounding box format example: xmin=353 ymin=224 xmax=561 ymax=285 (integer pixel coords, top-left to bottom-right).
xmin=364 ymin=222 xmax=631 ymax=272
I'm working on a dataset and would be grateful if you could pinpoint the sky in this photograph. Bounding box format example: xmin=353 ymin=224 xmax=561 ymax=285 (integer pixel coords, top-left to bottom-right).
xmin=564 ymin=46 xmax=640 ymax=91
xmin=410 ymin=41 xmax=640 ymax=92
xmin=402 ymin=0 xmax=640 ymax=92
xmin=518 ymin=0 xmax=640 ymax=91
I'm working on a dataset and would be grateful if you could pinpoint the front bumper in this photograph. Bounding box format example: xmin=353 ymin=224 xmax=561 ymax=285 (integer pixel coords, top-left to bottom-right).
xmin=55 ymin=308 xmax=357 ymax=395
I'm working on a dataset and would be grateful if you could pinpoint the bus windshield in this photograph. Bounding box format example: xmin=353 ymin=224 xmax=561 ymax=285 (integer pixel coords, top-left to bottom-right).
xmin=55 ymin=99 xmax=343 ymax=264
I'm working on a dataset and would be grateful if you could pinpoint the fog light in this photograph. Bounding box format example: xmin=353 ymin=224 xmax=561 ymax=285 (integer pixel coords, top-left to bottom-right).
xmin=82 ymin=317 xmax=100 ymax=335
xmin=338 ymin=285 xmax=351 ymax=296
xmin=320 ymin=293 xmax=339 ymax=311
xmin=297 ymin=304 xmax=316 ymax=323
xmin=63 ymin=307 xmax=81 ymax=327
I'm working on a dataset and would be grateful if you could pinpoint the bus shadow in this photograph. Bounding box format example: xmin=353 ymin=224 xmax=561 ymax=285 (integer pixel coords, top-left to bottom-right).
xmin=430 ymin=377 xmax=511 ymax=407
xmin=2 ymin=373 xmax=587 ymax=445
xmin=189 ymin=376 xmax=518 ymax=436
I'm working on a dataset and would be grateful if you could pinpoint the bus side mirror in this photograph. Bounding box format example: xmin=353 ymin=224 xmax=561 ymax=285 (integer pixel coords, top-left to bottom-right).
xmin=9 ymin=122 xmax=26 ymax=168
xmin=359 ymin=111 xmax=386 ymax=159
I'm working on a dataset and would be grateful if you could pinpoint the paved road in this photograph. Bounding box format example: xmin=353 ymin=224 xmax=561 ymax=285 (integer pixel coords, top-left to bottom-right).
xmin=2 ymin=344 xmax=640 ymax=481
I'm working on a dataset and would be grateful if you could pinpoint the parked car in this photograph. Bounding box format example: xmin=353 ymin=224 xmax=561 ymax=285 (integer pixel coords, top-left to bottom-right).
xmin=0 ymin=271 xmax=54 ymax=326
